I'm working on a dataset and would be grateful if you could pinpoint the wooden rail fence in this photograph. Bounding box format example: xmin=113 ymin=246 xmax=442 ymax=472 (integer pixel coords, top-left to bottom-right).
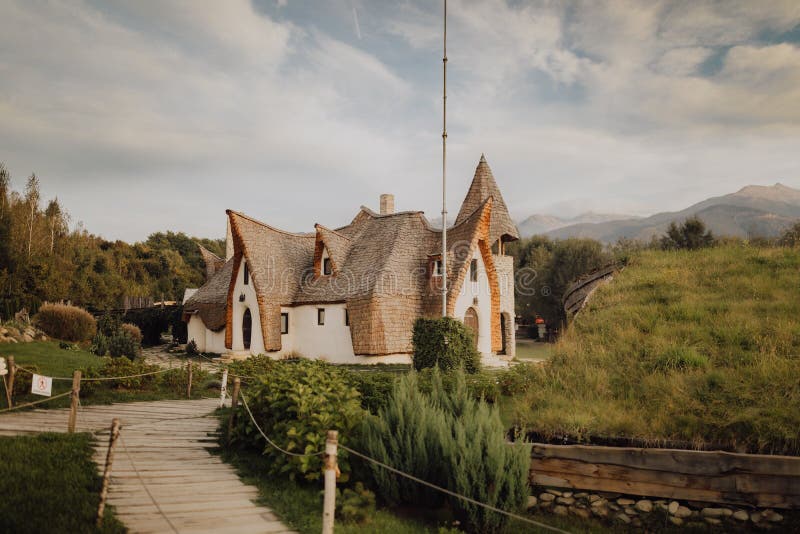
xmin=530 ymin=443 xmax=800 ymax=509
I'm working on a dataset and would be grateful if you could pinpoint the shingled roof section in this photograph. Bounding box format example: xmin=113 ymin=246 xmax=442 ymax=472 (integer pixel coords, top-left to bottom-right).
xmin=226 ymin=210 xmax=316 ymax=350
xmin=198 ymin=244 xmax=225 ymax=281
xmin=183 ymin=258 xmax=233 ymax=331
xmin=314 ymin=224 xmax=353 ymax=276
xmin=454 ymin=154 xmax=519 ymax=243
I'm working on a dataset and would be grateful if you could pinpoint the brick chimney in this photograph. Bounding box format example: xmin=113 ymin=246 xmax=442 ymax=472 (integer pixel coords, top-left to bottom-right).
xmin=380 ymin=194 xmax=395 ymax=215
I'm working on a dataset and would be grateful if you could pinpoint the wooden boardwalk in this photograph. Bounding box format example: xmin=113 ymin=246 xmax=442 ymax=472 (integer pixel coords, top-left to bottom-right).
xmin=0 ymin=399 xmax=296 ymax=534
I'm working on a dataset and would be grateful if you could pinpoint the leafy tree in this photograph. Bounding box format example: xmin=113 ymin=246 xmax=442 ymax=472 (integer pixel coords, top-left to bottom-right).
xmin=778 ymin=221 xmax=800 ymax=247
xmin=660 ymin=216 xmax=715 ymax=250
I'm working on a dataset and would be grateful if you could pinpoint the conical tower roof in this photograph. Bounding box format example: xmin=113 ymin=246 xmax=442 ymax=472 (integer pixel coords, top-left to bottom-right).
xmin=454 ymin=154 xmax=519 ymax=243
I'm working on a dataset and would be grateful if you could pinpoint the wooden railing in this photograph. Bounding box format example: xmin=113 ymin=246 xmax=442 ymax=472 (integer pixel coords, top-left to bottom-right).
xmin=530 ymin=443 xmax=800 ymax=509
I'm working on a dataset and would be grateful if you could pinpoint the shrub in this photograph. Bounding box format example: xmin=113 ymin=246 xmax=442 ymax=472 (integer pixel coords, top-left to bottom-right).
xmin=96 ymin=312 xmax=121 ymax=338
xmin=412 ymin=317 xmax=480 ymax=374
xmin=159 ymin=363 xmax=210 ymax=395
xmin=497 ymin=363 xmax=537 ymax=396
xmin=32 ymin=303 xmax=96 ymax=342
xmin=108 ymin=332 xmax=138 ymax=360
xmin=120 ymin=323 xmax=143 ymax=346
xmin=185 ymin=339 xmax=198 ymax=355
xmin=778 ymin=221 xmax=800 ymax=247
xmin=346 ymin=371 xmax=398 ymax=413
xmin=333 ymin=482 xmax=376 ymax=524
xmin=229 ymin=360 xmax=365 ymax=482
xmin=164 ymin=364 xmax=202 ymax=392
xmin=227 ymin=354 xmax=275 ymax=379
xmin=90 ymin=333 xmax=110 ymax=356
xmin=360 ymin=369 xmax=528 ymax=533
xmin=80 ymin=357 xmax=160 ymax=395
xmin=11 ymin=365 xmax=38 ymax=397
xmin=660 ymin=216 xmax=715 ymax=250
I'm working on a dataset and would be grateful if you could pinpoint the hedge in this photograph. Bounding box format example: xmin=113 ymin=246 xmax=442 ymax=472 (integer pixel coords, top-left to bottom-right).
xmin=412 ymin=317 xmax=480 ymax=373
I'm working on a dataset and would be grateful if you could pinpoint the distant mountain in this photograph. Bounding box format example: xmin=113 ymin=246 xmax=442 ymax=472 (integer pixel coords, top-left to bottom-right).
xmin=543 ymin=183 xmax=800 ymax=243
xmin=517 ymin=212 xmax=638 ymax=237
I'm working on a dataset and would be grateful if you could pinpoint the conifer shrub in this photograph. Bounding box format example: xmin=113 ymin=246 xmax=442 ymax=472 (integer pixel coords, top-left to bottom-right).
xmin=228 ymin=360 xmax=365 ymax=482
xmin=360 ymin=369 xmax=528 ymax=533
xmin=108 ymin=332 xmax=138 ymax=360
xmin=32 ymin=303 xmax=96 ymax=342
xmin=412 ymin=317 xmax=481 ymax=374
xmin=120 ymin=323 xmax=143 ymax=346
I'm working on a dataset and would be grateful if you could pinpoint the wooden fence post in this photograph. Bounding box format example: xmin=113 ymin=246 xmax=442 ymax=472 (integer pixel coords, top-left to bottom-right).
xmin=219 ymin=369 xmax=229 ymax=409
xmin=227 ymin=377 xmax=241 ymax=442
xmin=5 ymin=356 xmax=15 ymax=408
xmin=68 ymin=370 xmax=81 ymax=433
xmin=96 ymin=418 xmax=121 ymax=527
xmin=186 ymin=360 xmax=193 ymax=398
xmin=322 ymin=430 xmax=338 ymax=534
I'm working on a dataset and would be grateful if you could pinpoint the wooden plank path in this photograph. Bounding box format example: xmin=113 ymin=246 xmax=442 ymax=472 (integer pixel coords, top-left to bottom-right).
xmin=0 ymin=399 xmax=297 ymax=534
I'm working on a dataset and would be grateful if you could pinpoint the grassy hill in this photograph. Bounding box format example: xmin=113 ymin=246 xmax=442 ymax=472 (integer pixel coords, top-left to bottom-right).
xmin=511 ymin=244 xmax=800 ymax=455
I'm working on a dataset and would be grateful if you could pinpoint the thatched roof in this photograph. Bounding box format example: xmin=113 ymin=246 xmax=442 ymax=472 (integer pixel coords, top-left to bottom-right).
xmin=183 ymin=258 xmax=233 ymax=331
xmin=455 ymin=154 xmax=519 ymax=243
xmin=198 ymin=244 xmax=225 ymax=281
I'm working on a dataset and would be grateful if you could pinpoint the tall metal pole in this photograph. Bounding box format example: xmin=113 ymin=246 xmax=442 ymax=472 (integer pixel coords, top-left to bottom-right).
xmin=441 ymin=0 xmax=448 ymax=318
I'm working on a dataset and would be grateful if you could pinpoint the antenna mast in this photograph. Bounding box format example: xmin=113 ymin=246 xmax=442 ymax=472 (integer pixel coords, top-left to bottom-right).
xmin=441 ymin=0 xmax=448 ymax=317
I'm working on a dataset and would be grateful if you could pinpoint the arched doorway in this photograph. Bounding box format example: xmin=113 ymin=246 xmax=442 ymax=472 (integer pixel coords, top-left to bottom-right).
xmin=464 ymin=307 xmax=479 ymax=348
xmin=242 ymin=308 xmax=252 ymax=350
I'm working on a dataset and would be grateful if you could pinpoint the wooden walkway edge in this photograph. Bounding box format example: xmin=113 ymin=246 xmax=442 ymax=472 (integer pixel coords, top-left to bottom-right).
xmin=0 ymin=398 xmax=297 ymax=534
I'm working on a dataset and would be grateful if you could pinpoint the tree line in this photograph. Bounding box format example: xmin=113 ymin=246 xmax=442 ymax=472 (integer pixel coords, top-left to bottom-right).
xmin=0 ymin=163 xmax=224 ymax=320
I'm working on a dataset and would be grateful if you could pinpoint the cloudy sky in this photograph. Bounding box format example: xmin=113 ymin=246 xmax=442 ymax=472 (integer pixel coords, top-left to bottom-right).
xmin=1 ymin=0 xmax=799 ymax=241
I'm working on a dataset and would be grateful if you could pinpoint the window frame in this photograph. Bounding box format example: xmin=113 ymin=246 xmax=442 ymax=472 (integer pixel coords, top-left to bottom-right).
xmin=344 ymin=308 xmax=349 ymax=327
xmin=317 ymin=308 xmax=325 ymax=326
xmin=280 ymin=312 xmax=289 ymax=335
xmin=432 ymin=259 xmax=443 ymax=277
xmin=243 ymin=262 xmax=249 ymax=285
xmin=323 ymin=257 xmax=332 ymax=276
xmin=470 ymin=258 xmax=478 ymax=282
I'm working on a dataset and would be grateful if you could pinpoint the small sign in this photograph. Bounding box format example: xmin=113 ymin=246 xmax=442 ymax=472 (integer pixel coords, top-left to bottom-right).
xmin=0 ymin=357 xmax=6 ymax=376
xmin=31 ymin=374 xmax=52 ymax=397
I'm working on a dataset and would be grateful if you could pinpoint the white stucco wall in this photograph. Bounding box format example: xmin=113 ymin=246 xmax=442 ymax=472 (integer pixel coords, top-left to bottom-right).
xmin=452 ymin=248 xmax=493 ymax=357
xmin=186 ymin=314 xmax=227 ymax=354
xmin=230 ymin=257 xmax=266 ymax=355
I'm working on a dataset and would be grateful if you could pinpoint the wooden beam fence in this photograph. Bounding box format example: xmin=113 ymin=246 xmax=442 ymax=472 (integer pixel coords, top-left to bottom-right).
xmin=530 ymin=443 xmax=800 ymax=509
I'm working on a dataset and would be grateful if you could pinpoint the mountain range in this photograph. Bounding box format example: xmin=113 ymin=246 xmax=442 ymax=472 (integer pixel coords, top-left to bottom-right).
xmin=518 ymin=183 xmax=800 ymax=243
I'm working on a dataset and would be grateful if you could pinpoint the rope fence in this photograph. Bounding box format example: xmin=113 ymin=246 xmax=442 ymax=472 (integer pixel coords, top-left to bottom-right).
xmin=233 ymin=389 xmax=571 ymax=534
xmin=0 ymin=390 xmax=72 ymax=413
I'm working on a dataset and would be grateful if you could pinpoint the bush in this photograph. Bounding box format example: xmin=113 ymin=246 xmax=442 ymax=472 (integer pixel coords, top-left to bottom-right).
xmin=229 ymin=360 xmax=365 ymax=482
xmin=108 ymin=332 xmax=138 ymax=360
xmin=334 ymin=482 xmax=376 ymax=524
xmin=120 ymin=323 xmax=143 ymax=346
xmin=160 ymin=363 xmax=210 ymax=395
xmin=497 ymin=363 xmax=537 ymax=396
xmin=80 ymin=358 xmax=160 ymax=395
xmin=660 ymin=216 xmax=715 ymax=250
xmin=96 ymin=312 xmax=121 ymax=338
xmin=11 ymin=365 xmax=38 ymax=397
xmin=412 ymin=317 xmax=480 ymax=374
xmin=227 ymin=354 xmax=275 ymax=380
xmin=32 ymin=303 xmax=96 ymax=342
xmin=90 ymin=333 xmax=110 ymax=357
xmin=185 ymin=339 xmax=198 ymax=355
xmin=346 ymin=371 xmax=398 ymax=414
xmin=360 ymin=369 xmax=528 ymax=533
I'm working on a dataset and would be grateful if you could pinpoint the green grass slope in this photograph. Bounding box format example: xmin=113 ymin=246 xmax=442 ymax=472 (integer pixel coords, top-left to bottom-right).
xmin=512 ymin=245 xmax=800 ymax=454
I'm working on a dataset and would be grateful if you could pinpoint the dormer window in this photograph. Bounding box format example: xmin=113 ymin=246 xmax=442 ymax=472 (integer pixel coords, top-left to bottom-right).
xmin=432 ymin=259 xmax=443 ymax=277
xmin=243 ymin=262 xmax=249 ymax=285
xmin=470 ymin=259 xmax=478 ymax=282
xmin=323 ymin=257 xmax=332 ymax=276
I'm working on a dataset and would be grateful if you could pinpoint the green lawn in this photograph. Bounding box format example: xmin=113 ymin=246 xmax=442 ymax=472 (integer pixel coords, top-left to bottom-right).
xmin=510 ymin=244 xmax=800 ymax=454
xmin=1 ymin=341 xmax=217 ymax=409
xmin=0 ymin=433 xmax=125 ymax=534
xmin=514 ymin=339 xmax=552 ymax=362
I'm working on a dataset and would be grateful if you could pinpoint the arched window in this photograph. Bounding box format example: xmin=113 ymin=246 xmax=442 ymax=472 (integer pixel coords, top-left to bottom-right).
xmin=242 ymin=308 xmax=252 ymax=350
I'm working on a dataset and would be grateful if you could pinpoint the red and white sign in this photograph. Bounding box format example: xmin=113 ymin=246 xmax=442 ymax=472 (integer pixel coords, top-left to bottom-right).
xmin=31 ymin=374 xmax=52 ymax=397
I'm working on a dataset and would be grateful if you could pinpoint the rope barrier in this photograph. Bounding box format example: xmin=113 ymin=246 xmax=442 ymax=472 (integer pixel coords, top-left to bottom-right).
xmin=238 ymin=392 xmax=325 ymax=458
xmin=119 ymin=433 xmax=180 ymax=534
xmin=0 ymin=390 xmax=72 ymax=413
xmin=340 ymin=444 xmax=572 ymax=534
xmin=14 ymin=364 xmax=174 ymax=382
